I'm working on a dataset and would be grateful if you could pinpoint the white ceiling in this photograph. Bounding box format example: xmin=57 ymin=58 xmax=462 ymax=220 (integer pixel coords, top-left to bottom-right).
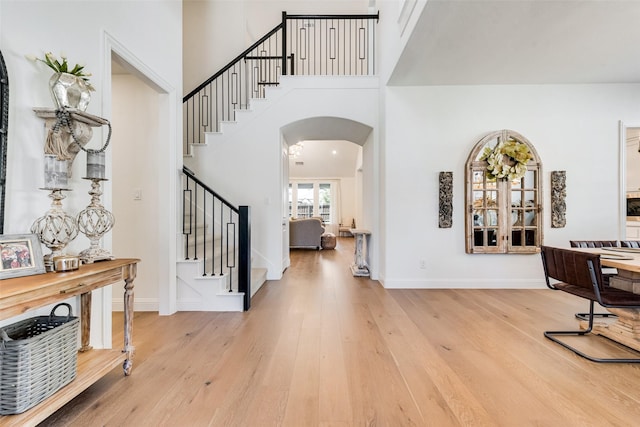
xmin=289 ymin=140 xmax=362 ymax=179
xmin=389 ymin=0 xmax=640 ymax=86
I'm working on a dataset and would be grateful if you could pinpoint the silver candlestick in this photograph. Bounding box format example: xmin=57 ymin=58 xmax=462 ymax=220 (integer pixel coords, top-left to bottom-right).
xmin=31 ymin=188 xmax=79 ymax=272
xmin=77 ymin=177 xmax=115 ymax=263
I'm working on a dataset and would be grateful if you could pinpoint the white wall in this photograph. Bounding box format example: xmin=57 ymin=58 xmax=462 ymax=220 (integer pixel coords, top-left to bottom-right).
xmin=0 ymin=1 xmax=182 ymax=343
xmin=183 ymin=0 xmax=247 ymax=93
xmin=383 ymin=83 xmax=640 ymax=288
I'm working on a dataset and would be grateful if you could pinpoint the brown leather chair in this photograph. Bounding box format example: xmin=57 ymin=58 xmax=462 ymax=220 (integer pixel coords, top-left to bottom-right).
xmin=569 ymin=240 xmax=618 ymax=320
xmin=621 ymin=240 xmax=640 ymax=249
xmin=569 ymin=240 xmax=619 ymax=248
xmin=541 ymin=246 xmax=640 ymax=362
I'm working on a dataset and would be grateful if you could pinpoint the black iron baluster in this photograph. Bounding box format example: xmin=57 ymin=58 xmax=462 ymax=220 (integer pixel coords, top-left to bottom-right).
xmin=183 ymin=182 xmax=192 ymax=260
xmin=219 ymin=202 xmax=224 ymax=277
xmin=211 ymin=197 xmax=217 ymax=276
xmin=281 ymin=11 xmax=288 ymax=75
xmin=227 ymin=221 xmax=236 ymax=292
xmin=201 ymin=94 xmax=209 ymax=131
xmin=193 ymin=179 xmax=198 ymax=260
xmin=201 ymin=187 xmax=207 ymax=276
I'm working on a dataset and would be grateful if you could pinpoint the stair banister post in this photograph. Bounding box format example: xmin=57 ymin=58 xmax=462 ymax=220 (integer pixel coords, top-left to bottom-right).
xmin=281 ymin=11 xmax=288 ymax=75
xmin=239 ymin=205 xmax=251 ymax=310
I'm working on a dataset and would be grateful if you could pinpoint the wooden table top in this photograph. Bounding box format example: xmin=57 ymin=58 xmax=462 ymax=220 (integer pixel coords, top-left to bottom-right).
xmin=572 ymin=247 xmax=640 ymax=273
xmin=0 ymin=258 xmax=139 ymax=319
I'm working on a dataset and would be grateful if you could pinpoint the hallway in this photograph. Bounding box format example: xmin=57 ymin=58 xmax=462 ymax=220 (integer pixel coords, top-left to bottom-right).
xmin=40 ymin=238 xmax=640 ymax=426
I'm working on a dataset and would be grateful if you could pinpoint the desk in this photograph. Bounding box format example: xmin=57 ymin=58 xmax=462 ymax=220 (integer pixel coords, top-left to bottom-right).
xmin=0 ymin=258 xmax=139 ymax=426
xmin=573 ymin=248 xmax=640 ymax=352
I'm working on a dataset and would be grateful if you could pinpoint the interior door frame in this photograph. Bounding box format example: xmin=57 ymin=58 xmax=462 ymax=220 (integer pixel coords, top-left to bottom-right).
xmin=619 ymin=120 xmax=640 ymax=241
xmin=281 ymin=139 xmax=290 ymax=271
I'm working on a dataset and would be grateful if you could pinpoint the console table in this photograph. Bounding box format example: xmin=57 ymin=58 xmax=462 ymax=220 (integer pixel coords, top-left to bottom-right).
xmin=0 ymin=258 xmax=139 ymax=426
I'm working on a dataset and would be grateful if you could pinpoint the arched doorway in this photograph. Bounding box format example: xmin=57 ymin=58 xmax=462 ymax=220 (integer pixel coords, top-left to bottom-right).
xmin=280 ymin=117 xmax=375 ymax=275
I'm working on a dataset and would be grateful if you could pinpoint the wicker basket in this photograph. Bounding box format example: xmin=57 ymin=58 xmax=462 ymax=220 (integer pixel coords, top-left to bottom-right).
xmin=0 ymin=303 xmax=79 ymax=415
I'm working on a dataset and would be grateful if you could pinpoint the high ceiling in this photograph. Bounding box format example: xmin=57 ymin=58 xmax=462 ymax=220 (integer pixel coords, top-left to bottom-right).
xmin=389 ymin=0 xmax=640 ymax=86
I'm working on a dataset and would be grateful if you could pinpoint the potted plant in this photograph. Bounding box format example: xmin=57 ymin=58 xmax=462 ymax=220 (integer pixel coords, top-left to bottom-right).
xmin=27 ymin=52 xmax=94 ymax=111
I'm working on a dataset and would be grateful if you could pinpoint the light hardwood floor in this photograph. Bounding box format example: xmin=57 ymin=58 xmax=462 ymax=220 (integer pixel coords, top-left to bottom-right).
xmin=40 ymin=238 xmax=640 ymax=426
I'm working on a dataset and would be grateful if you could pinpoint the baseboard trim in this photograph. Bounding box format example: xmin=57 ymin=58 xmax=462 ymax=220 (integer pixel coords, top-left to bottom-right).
xmin=380 ymin=278 xmax=546 ymax=289
xmin=112 ymin=298 xmax=159 ymax=312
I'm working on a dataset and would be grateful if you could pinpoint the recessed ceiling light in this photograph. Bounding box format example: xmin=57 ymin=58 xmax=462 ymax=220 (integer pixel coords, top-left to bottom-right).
xmin=332 ymin=150 xmax=337 ymax=155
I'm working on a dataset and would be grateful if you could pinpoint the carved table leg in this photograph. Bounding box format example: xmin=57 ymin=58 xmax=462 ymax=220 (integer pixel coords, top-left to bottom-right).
xmin=122 ymin=264 xmax=136 ymax=375
xmin=354 ymin=233 xmax=364 ymax=268
xmin=79 ymin=291 xmax=93 ymax=352
xmin=587 ymin=307 xmax=640 ymax=352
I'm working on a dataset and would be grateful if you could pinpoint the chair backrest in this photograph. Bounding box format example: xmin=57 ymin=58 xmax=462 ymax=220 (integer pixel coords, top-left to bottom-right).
xmin=621 ymin=240 xmax=640 ymax=249
xmin=541 ymin=246 xmax=604 ymax=293
xmin=569 ymin=240 xmax=618 ymax=248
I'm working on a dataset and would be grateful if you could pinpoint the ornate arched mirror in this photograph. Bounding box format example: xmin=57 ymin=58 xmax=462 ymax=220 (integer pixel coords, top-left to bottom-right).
xmin=0 ymin=51 xmax=8 ymax=234
xmin=465 ymin=129 xmax=543 ymax=254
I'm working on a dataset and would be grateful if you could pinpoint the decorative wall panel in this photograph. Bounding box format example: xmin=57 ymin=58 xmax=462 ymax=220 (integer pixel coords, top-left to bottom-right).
xmin=551 ymin=171 xmax=566 ymax=228
xmin=439 ymin=171 xmax=453 ymax=228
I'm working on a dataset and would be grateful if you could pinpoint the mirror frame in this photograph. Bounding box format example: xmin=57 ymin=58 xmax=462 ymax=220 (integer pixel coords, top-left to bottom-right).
xmin=0 ymin=50 xmax=8 ymax=234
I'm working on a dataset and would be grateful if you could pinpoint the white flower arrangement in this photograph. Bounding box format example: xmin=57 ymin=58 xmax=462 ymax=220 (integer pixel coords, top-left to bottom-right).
xmin=480 ymin=138 xmax=532 ymax=181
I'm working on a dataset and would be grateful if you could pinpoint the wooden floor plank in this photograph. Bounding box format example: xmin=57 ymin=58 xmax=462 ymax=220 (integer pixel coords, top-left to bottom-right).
xmin=30 ymin=237 xmax=640 ymax=426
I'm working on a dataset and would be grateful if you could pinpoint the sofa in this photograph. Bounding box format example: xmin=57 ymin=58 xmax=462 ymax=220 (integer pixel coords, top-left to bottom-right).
xmin=289 ymin=217 xmax=325 ymax=249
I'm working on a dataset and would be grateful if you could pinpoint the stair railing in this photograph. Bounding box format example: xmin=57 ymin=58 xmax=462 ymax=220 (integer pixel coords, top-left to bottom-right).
xmin=182 ymin=166 xmax=251 ymax=310
xmin=183 ymin=11 xmax=379 ymax=153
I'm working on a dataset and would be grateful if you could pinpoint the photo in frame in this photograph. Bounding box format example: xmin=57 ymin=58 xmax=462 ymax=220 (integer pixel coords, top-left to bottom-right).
xmin=0 ymin=234 xmax=46 ymax=279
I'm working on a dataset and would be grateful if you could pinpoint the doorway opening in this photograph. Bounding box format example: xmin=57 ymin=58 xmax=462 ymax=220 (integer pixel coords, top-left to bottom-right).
xmin=107 ymin=40 xmax=177 ymax=316
xmin=288 ymin=140 xmax=362 ymax=236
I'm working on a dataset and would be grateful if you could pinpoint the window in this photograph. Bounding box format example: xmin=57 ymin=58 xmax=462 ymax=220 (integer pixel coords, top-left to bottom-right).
xmin=289 ymin=181 xmax=336 ymax=223
xmin=296 ymin=183 xmax=314 ymax=218
xmin=319 ymin=183 xmax=331 ymax=223
xmin=465 ymin=130 xmax=542 ymax=254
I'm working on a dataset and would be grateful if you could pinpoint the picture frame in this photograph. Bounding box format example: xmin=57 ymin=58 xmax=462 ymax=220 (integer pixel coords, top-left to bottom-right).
xmin=0 ymin=234 xmax=46 ymax=279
